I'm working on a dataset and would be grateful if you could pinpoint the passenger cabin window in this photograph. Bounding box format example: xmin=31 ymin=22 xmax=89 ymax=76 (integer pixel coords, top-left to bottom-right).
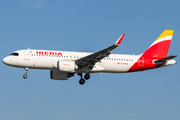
xmin=10 ymin=53 xmax=19 ymax=56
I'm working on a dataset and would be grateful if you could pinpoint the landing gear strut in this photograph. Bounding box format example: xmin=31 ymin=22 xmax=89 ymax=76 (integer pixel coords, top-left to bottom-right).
xmin=77 ymin=73 xmax=91 ymax=85
xmin=78 ymin=73 xmax=85 ymax=85
xmin=23 ymin=67 xmax=28 ymax=79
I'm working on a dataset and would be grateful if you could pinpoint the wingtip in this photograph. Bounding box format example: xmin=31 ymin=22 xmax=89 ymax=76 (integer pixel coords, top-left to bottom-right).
xmin=115 ymin=34 xmax=125 ymax=45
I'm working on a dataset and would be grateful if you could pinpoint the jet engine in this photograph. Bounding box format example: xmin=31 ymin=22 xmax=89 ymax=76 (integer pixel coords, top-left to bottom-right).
xmin=57 ymin=61 xmax=78 ymax=72
xmin=50 ymin=70 xmax=75 ymax=80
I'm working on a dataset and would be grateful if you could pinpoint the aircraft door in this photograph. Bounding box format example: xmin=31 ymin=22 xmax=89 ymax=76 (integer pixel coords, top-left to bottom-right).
xmin=24 ymin=49 xmax=30 ymax=60
xmin=138 ymin=56 xmax=144 ymax=66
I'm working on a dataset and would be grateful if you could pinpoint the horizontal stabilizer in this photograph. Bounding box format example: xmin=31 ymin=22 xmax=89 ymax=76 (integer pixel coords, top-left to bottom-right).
xmin=154 ymin=55 xmax=177 ymax=63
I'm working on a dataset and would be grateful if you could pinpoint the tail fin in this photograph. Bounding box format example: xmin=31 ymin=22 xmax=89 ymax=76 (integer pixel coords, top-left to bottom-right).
xmin=142 ymin=30 xmax=174 ymax=59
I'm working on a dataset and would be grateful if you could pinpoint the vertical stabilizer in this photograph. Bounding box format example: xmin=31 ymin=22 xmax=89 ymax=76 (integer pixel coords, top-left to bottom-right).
xmin=142 ymin=30 xmax=174 ymax=59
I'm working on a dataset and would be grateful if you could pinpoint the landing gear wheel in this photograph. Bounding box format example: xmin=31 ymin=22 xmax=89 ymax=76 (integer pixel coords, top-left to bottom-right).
xmin=23 ymin=74 xmax=27 ymax=79
xmin=84 ymin=73 xmax=90 ymax=80
xmin=23 ymin=67 xmax=28 ymax=79
xmin=79 ymin=78 xmax=85 ymax=85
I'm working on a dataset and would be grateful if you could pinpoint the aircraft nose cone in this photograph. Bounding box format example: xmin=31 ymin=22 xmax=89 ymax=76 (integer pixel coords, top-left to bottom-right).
xmin=3 ymin=57 xmax=6 ymax=64
xmin=2 ymin=57 xmax=9 ymax=65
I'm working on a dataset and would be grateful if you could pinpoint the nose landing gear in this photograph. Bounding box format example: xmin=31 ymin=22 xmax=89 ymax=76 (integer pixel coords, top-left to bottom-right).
xmin=77 ymin=73 xmax=91 ymax=85
xmin=23 ymin=68 xmax=28 ymax=79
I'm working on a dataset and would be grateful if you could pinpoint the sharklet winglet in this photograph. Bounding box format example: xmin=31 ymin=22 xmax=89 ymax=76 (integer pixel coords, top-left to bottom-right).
xmin=115 ymin=34 xmax=125 ymax=45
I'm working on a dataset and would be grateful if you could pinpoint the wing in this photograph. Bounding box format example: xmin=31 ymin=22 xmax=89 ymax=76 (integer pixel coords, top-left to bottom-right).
xmin=75 ymin=34 xmax=125 ymax=69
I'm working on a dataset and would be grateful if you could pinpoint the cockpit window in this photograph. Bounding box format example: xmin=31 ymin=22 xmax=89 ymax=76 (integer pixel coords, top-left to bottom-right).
xmin=10 ymin=52 xmax=19 ymax=56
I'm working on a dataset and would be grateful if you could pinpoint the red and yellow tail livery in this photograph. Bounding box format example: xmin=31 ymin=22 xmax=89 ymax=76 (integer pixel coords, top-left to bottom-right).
xmin=128 ymin=30 xmax=176 ymax=72
xmin=143 ymin=30 xmax=174 ymax=59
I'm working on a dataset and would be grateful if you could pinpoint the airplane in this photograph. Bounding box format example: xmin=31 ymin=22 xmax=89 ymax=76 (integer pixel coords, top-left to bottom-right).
xmin=2 ymin=30 xmax=177 ymax=85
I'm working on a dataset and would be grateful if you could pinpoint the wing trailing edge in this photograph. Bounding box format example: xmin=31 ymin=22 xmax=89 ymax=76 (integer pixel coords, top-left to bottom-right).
xmin=75 ymin=34 xmax=125 ymax=70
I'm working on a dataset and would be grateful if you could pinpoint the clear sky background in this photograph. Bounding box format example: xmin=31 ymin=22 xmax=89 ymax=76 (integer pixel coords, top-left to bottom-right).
xmin=0 ymin=0 xmax=180 ymax=120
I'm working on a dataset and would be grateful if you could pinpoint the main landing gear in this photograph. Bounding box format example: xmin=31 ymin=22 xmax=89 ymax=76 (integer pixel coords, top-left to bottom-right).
xmin=84 ymin=73 xmax=90 ymax=80
xmin=23 ymin=67 xmax=28 ymax=79
xmin=78 ymin=73 xmax=90 ymax=85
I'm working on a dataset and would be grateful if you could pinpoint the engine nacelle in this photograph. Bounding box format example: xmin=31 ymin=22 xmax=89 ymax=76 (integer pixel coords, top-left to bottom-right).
xmin=57 ymin=61 xmax=77 ymax=72
xmin=50 ymin=70 xmax=74 ymax=80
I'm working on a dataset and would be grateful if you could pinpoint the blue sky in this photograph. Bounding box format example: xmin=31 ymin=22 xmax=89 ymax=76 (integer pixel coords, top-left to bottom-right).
xmin=0 ymin=0 xmax=180 ymax=120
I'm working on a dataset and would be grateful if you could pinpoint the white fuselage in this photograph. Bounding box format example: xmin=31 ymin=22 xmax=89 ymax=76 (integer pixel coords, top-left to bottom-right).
xmin=3 ymin=49 xmax=140 ymax=73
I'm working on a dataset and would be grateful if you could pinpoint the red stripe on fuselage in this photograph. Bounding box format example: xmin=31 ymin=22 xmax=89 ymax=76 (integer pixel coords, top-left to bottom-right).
xmin=143 ymin=40 xmax=171 ymax=59
xmin=127 ymin=40 xmax=171 ymax=72
xmin=127 ymin=56 xmax=164 ymax=72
